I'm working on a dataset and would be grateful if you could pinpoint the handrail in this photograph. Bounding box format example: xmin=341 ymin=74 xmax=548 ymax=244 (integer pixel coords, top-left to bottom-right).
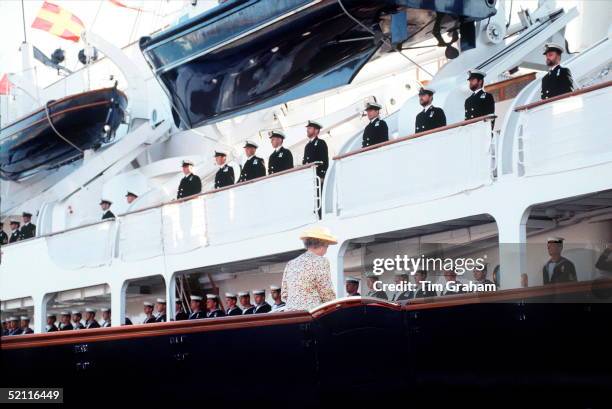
xmin=484 ymin=72 xmax=536 ymax=94
xmin=0 ymin=311 xmax=312 ymax=350
xmin=3 ymin=278 xmax=609 ymax=349
xmin=514 ymin=79 xmax=612 ymax=112
xmin=333 ymin=115 xmax=496 ymax=161
xmin=118 ymin=161 xmax=321 ymax=217
xmin=0 ymin=162 xmax=322 ymax=248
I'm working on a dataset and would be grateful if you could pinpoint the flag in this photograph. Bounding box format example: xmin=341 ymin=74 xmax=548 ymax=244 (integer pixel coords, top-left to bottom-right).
xmin=0 ymin=74 xmax=13 ymax=95
xmin=31 ymin=1 xmax=85 ymax=42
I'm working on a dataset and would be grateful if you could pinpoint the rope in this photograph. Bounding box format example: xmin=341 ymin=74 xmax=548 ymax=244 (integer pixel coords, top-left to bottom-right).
xmin=336 ymin=0 xmax=434 ymax=78
xmin=44 ymin=101 xmax=84 ymax=153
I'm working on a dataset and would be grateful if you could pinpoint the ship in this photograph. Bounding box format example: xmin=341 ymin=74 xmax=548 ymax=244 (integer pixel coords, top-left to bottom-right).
xmin=1 ymin=0 xmax=611 ymax=406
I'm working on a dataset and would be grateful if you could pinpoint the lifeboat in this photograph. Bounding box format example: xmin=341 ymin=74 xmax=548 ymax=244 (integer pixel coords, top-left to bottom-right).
xmin=0 ymin=87 xmax=128 ymax=181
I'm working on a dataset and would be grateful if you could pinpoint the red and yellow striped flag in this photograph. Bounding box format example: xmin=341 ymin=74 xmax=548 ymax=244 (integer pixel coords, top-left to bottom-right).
xmin=31 ymin=1 xmax=85 ymax=42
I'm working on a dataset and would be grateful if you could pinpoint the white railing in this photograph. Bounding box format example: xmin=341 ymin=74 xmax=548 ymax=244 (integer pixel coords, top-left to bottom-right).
xmin=514 ymin=81 xmax=612 ymax=177
xmin=331 ymin=116 xmax=496 ymax=217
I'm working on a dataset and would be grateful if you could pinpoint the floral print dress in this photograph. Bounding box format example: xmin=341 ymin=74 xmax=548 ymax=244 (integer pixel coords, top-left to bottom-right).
xmin=281 ymin=251 xmax=336 ymax=311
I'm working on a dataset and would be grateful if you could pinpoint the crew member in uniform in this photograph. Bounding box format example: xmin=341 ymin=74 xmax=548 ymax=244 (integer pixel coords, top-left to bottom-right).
xmin=390 ymin=272 xmax=410 ymax=301
xmin=125 ymin=191 xmax=138 ymax=205
xmin=100 ymin=199 xmax=115 ymax=220
xmin=84 ymin=308 xmax=100 ymax=329
xmin=9 ymin=221 xmax=22 ymax=243
xmin=465 ymin=69 xmax=495 ymax=121
xmin=410 ymin=270 xmax=437 ymax=298
xmin=214 ymin=150 xmax=235 ymax=189
xmin=542 ymin=237 xmax=577 ymax=284
xmin=188 ymin=295 xmax=206 ymax=320
xmin=59 ymin=311 xmax=73 ymax=330
xmin=270 ymin=285 xmax=285 ymax=311
xmin=541 ymin=43 xmax=574 ymax=100
xmin=302 ymin=120 xmax=329 ymax=182
xmin=205 ymin=294 xmax=226 ymax=318
xmin=46 ymin=314 xmax=58 ymax=332
xmin=155 ymin=298 xmax=167 ymax=322
xmin=101 ymin=308 xmax=112 ymax=327
xmin=0 ymin=222 xmax=8 ymax=244
xmin=268 ymin=131 xmax=294 ymax=174
xmin=238 ymin=291 xmax=256 ymax=315
xmin=415 ymin=87 xmax=446 ymax=133
xmin=20 ymin=212 xmax=36 ymax=239
xmin=362 ymin=102 xmax=388 ymax=147
xmin=177 ymin=159 xmax=202 ymax=199
xmin=72 ymin=311 xmax=85 ymax=330
xmin=238 ymin=141 xmax=266 ymax=182
xmin=253 ymin=289 xmax=272 ymax=313
xmin=365 ymin=273 xmax=388 ymax=300
xmin=143 ymin=302 xmax=157 ymax=323
xmin=7 ymin=317 xmax=22 ymax=335
xmin=175 ymin=300 xmax=188 ymax=321
xmin=20 ymin=316 xmax=34 ymax=334
xmin=441 ymin=270 xmax=465 ymax=296
xmin=345 ymin=277 xmax=360 ymax=297
xmin=225 ymin=293 xmax=242 ymax=316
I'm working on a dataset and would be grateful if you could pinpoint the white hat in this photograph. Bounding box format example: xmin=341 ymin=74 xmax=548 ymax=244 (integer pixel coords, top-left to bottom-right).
xmin=182 ymin=159 xmax=195 ymax=166
xmin=190 ymin=295 xmax=203 ymax=301
xmin=8 ymin=316 xmax=19 ymax=321
xmin=253 ymin=289 xmax=265 ymax=295
xmin=269 ymin=130 xmax=286 ymax=139
xmin=394 ymin=271 xmax=410 ymax=277
xmin=206 ymin=294 xmax=218 ymax=300
xmin=345 ymin=277 xmax=360 ymax=283
xmin=543 ymin=43 xmax=564 ymax=54
xmin=214 ymin=150 xmax=228 ymax=157
xmin=143 ymin=301 xmax=154 ymax=307
xmin=270 ymin=285 xmax=281 ymax=291
xmin=547 ymin=237 xmax=565 ymax=243
xmin=365 ymin=101 xmax=383 ymax=110
xmin=156 ymin=298 xmax=166 ymax=304
xmin=71 ymin=310 xmax=81 ymax=315
xmin=305 ymin=120 xmax=323 ymax=129
xmin=46 ymin=313 xmax=56 ymax=318
xmin=225 ymin=292 xmax=237 ymax=298
xmin=243 ymin=140 xmax=259 ymax=149
xmin=85 ymin=307 xmax=96 ymax=313
xmin=467 ymin=69 xmax=486 ymax=79
xmin=20 ymin=316 xmax=30 ymax=321
xmin=60 ymin=311 xmax=71 ymax=316
xmin=101 ymin=308 xmax=110 ymax=313
xmin=238 ymin=291 xmax=249 ymax=297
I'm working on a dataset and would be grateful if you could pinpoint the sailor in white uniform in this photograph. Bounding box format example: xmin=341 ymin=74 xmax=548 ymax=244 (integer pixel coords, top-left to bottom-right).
xmin=270 ymin=285 xmax=286 ymax=311
xmin=100 ymin=307 xmax=112 ymax=327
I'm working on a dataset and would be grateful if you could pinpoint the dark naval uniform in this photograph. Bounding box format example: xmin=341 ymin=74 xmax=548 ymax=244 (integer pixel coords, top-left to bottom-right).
xmin=238 ymin=156 xmax=266 ymax=182
xmin=177 ymin=173 xmax=202 ymax=198
xmin=415 ymin=105 xmax=447 ymax=132
xmin=366 ymin=290 xmax=388 ymax=300
xmin=73 ymin=322 xmax=85 ymax=330
xmin=175 ymin=311 xmax=188 ymax=321
xmin=85 ymin=320 xmax=100 ymax=329
xmin=143 ymin=316 xmax=157 ymax=324
xmin=226 ymin=306 xmax=243 ymax=316
xmin=8 ymin=327 xmax=23 ymax=336
xmin=541 ymin=65 xmax=574 ymax=100
xmin=464 ymin=89 xmax=495 ymax=119
xmin=9 ymin=230 xmax=22 ymax=243
xmin=188 ymin=310 xmax=206 ymax=320
xmin=20 ymin=223 xmax=36 ymax=239
xmin=242 ymin=306 xmax=256 ymax=315
xmin=215 ymin=165 xmax=235 ymax=189
xmin=21 ymin=327 xmax=34 ymax=334
xmin=271 ymin=301 xmax=286 ymax=311
xmin=441 ymin=282 xmax=465 ymax=296
xmin=0 ymin=230 xmax=8 ymax=244
xmin=155 ymin=314 xmax=166 ymax=323
xmin=268 ymin=147 xmax=294 ymax=174
xmin=206 ymin=309 xmax=226 ymax=318
xmin=254 ymin=302 xmax=272 ymax=314
xmin=410 ymin=287 xmax=437 ymax=298
xmin=595 ymin=248 xmax=612 ymax=273
xmin=59 ymin=323 xmax=74 ymax=331
xmin=47 ymin=325 xmax=58 ymax=332
xmin=362 ymin=117 xmax=388 ymax=147
xmin=102 ymin=210 xmax=115 ymax=220
xmin=102 ymin=321 xmax=111 ymax=328
xmin=543 ymin=257 xmax=577 ymax=284
xmin=302 ymin=137 xmax=329 ymax=180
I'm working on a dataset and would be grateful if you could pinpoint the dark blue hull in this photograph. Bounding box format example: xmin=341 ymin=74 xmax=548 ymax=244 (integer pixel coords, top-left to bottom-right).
xmin=2 ymin=280 xmax=611 ymax=407
xmin=140 ymin=0 xmax=497 ymax=128
xmin=0 ymin=88 xmax=128 ymax=181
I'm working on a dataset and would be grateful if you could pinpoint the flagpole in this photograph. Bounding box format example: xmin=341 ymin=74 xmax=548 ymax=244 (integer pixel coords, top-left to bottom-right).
xmin=21 ymin=0 xmax=27 ymax=43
